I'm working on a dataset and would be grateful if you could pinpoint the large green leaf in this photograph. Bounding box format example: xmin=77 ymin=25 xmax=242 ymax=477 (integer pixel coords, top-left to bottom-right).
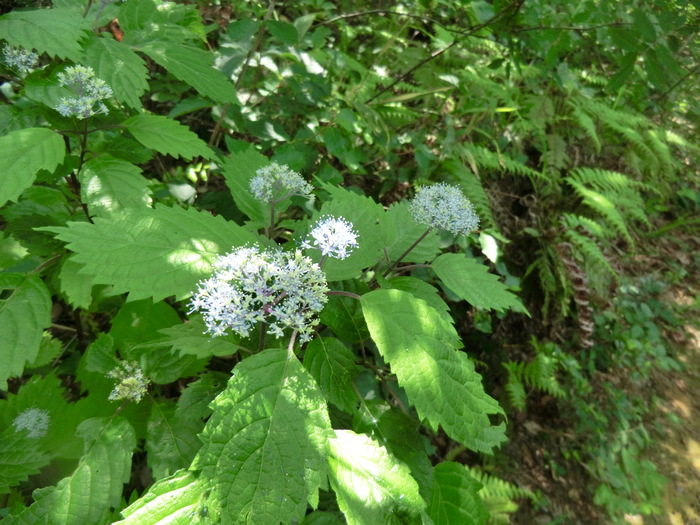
xmin=0 ymin=8 xmax=89 ymax=62
xmin=0 ymin=430 xmax=50 ymax=494
xmin=361 ymin=289 xmax=507 ymax=453
xmin=146 ymin=400 xmax=202 ymax=479
xmin=428 ymin=463 xmax=489 ymax=525
xmin=0 ymin=128 xmax=65 ymax=207
xmin=115 ymin=470 xmax=208 ymax=524
xmin=303 ymin=337 xmax=361 ymax=413
xmin=79 ymin=156 xmax=152 ymax=218
xmin=0 ymin=274 xmax=52 ymax=390
xmin=4 ymin=418 xmax=135 ymax=525
xmin=382 ymin=201 xmax=441 ymax=264
xmin=432 ymin=253 xmax=528 ymax=315
xmin=193 ymin=348 xmax=332 ymax=524
xmin=44 ymin=205 xmax=258 ymax=302
xmin=327 ymin=429 xmax=425 ymax=524
xmin=221 ymin=139 xmax=270 ymax=223
xmin=140 ymin=43 xmax=237 ymax=103
xmin=82 ymin=36 xmax=149 ymax=110
xmin=122 ymin=114 xmax=215 ymax=160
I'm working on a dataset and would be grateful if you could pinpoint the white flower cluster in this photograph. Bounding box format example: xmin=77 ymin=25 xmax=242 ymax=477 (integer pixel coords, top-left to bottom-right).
xmin=12 ymin=408 xmax=50 ymax=439
xmin=301 ymin=216 xmax=359 ymax=260
xmin=189 ymin=246 xmax=329 ymax=343
xmin=250 ymin=162 xmax=313 ymax=203
xmin=55 ymin=65 xmax=113 ymax=119
xmin=3 ymin=44 xmax=39 ymax=77
xmin=409 ymin=182 xmax=480 ymax=236
xmin=108 ymin=361 xmax=150 ymax=403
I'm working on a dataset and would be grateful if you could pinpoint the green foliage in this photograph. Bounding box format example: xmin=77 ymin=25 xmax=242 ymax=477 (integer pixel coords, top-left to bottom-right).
xmin=0 ymin=0 xmax=696 ymax=523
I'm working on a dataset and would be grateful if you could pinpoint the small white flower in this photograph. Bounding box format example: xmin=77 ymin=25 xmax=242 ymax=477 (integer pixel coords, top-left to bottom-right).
xmin=13 ymin=408 xmax=50 ymax=439
xmin=55 ymin=65 xmax=113 ymax=119
xmin=108 ymin=361 xmax=150 ymax=403
xmin=301 ymin=216 xmax=359 ymax=260
xmin=3 ymin=44 xmax=39 ymax=77
xmin=189 ymin=246 xmax=329 ymax=343
xmin=250 ymin=162 xmax=313 ymax=203
xmin=409 ymin=182 xmax=480 ymax=236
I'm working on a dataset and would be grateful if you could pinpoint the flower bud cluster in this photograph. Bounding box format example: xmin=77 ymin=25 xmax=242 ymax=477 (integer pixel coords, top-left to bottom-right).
xmin=12 ymin=408 xmax=50 ymax=439
xmin=108 ymin=361 xmax=150 ymax=403
xmin=56 ymin=65 xmax=113 ymax=119
xmin=409 ymin=182 xmax=480 ymax=236
xmin=301 ymin=216 xmax=359 ymax=260
xmin=3 ymin=44 xmax=39 ymax=77
xmin=250 ymin=162 xmax=313 ymax=203
xmin=189 ymin=246 xmax=329 ymax=343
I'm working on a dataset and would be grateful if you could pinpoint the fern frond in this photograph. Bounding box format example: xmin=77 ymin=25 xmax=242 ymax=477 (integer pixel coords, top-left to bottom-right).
xmin=528 ymin=353 xmax=566 ymax=398
xmin=466 ymin=466 xmax=535 ymax=502
xmin=459 ymin=143 xmax=542 ymax=180
xmin=569 ymin=102 xmax=601 ymax=153
xmin=441 ymin=159 xmax=497 ymax=230
xmin=502 ymin=361 xmax=527 ymax=411
xmin=563 ymin=225 xmax=618 ymax=281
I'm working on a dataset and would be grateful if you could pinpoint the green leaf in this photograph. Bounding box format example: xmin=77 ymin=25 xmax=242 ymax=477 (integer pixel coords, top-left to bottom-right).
xmin=146 ymin=400 xmax=202 ymax=479
xmin=193 ymin=348 xmax=332 ymax=524
xmin=303 ymin=337 xmax=361 ymax=413
xmin=150 ymin=316 xmax=242 ymax=359
xmin=123 ymin=114 xmax=215 ymax=160
xmin=319 ymin=281 xmax=370 ymax=343
xmin=0 ymin=8 xmax=90 ymax=62
xmin=311 ymin=183 xmax=384 ymax=281
xmin=4 ymin=418 xmax=136 ymax=525
xmin=0 ymin=429 xmax=50 ymax=494
xmin=115 ymin=470 xmax=209 ymax=525
xmin=382 ymin=202 xmax=441 ymax=264
xmin=57 ymin=256 xmax=93 ymax=309
xmin=0 ymin=274 xmax=52 ymax=390
xmin=383 ymin=276 xmax=453 ymax=326
xmin=140 ymin=43 xmax=237 ymax=103
xmin=80 ymin=156 xmax=152 ymax=218
xmin=44 ymin=205 xmax=259 ymax=302
xmin=361 ymin=289 xmax=507 ymax=453
xmin=266 ymin=20 xmax=300 ymax=45
xmin=221 ymin=139 xmax=270 ymax=223
xmin=607 ymin=52 xmax=637 ymax=93
xmin=0 ymin=128 xmax=65 ymax=207
xmin=432 ymin=253 xmax=528 ymax=315
xmin=428 ymin=463 xmax=489 ymax=525
xmin=327 ymin=429 xmax=425 ymax=524
xmin=82 ymin=36 xmax=149 ymax=110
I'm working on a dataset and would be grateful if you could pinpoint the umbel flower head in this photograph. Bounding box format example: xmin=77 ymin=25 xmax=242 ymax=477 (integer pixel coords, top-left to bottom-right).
xmin=189 ymin=246 xmax=329 ymax=343
xmin=108 ymin=361 xmax=150 ymax=403
xmin=409 ymin=182 xmax=480 ymax=236
xmin=301 ymin=216 xmax=359 ymax=260
xmin=13 ymin=408 xmax=50 ymax=439
xmin=250 ymin=162 xmax=313 ymax=203
xmin=55 ymin=65 xmax=113 ymax=119
xmin=3 ymin=44 xmax=39 ymax=77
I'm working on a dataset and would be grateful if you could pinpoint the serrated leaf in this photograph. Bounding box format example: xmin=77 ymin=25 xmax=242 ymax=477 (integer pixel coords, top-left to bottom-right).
xmin=432 ymin=254 xmax=528 ymax=315
xmin=428 ymin=463 xmax=488 ymax=525
xmin=303 ymin=337 xmax=361 ymax=413
xmin=80 ymin=156 xmax=152 ymax=218
xmin=193 ymin=348 xmax=332 ymax=524
xmin=361 ymin=289 xmax=507 ymax=453
xmin=146 ymin=401 xmax=202 ymax=479
xmin=383 ymin=276 xmax=453 ymax=326
xmin=221 ymin=139 xmax=270 ymax=222
xmin=44 ymin=205 xmax=259 ymax=302
xmin=327 ymin=429 xmax=425 ymax=525
xmin=0 ymin=274 xmax=52 ymax=390
xmin=0 ymin=429 xmax=51 ymax=494
xmin=140 ymin=43 xmax=237 ymax=103
xmin=382 ymin=202 xmax=441 ymax=264
xmin=4 ymin=417 xmax=135 ymax=525
xmin=0 ymin=128 xmax=65 ymax=207
xmin=57 ymin=256 xmax=93 ymax=309
xmin=82 ymin=36 xmax=148 ymax=110
xmin=311 ymin=184 xmax=384 ymax=281
xmin=123 ymin=114 xmax=215 ymax=160
xmin=0 ymin=8 xmax=90 ymax=62
xmin=115 ymin=470 xmax=208 ymax=525
xmin=150 ymin=316 xmax=242 ymax=359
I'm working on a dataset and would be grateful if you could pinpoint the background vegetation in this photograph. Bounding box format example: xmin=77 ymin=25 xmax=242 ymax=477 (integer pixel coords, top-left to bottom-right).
xmin=1 ymin=0 xmax=698 ymax=523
